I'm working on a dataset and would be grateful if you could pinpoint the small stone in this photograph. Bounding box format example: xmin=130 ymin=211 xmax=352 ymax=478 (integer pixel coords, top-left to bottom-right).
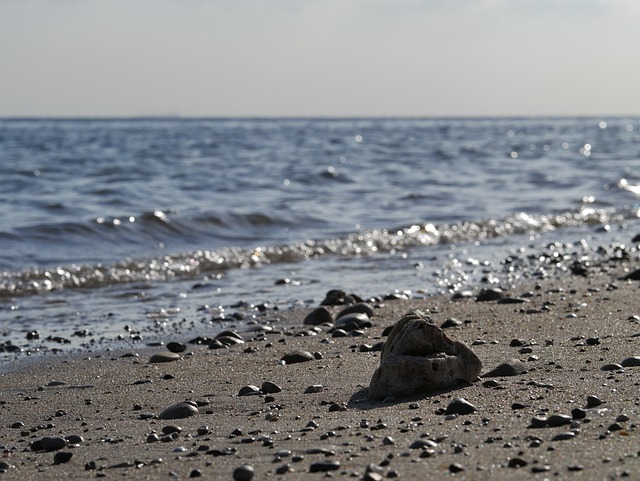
xmin=547 ymin=414 xmax=572 ymax=427
xmin=531 ymin=465 xmax=551 ymax=473
xmin=529 ymin=416 xmax=548 ymax=428
xmin=620 ymin=356 xmax=640 ymax=367
xmin=233 ymin=464 xmax=255 ymax=481
xmin=551 ymin=432 xmax=576 ymax=441
xmin=39 ymin=436 xmax=67 ymax=451
xmin=261 ymin=381 xmax=282 ymax=394
xmin=601 ymin=363 xmax=624 ymax=371
xmin=409 ymin=439 xmax=437 ymax=449
xmin=166 ymin=342 xmax=187 ymax=353
xmin=571 ymin=408 xmax=587 ymax=419
xmin=53 ymin=452 xmax=73 ymax=465
xmin=303 ymin=307 xmax=333 ymax=326
xmin=382 ymin=436 xmax=395 ymax=446
xmin=475 ymin=288 xmax=504 ymax=302
xmin=337 ymin=302 xmax=374 ymax=318
xmin=146 ymin=434 xmax=160 ymax=443
xmin=149 ymin=352 xmax=181 ymax=363
xmin=275 ymin=464 xmax=293 ymax=475
xmin=586 ymin=337 xmax=601 ymax=346
xmin=616 ymin=414 xmax=630 ymax=422
xmin=158 ymin=402 xmax=198 ymax=420
xmin=440 ymin=318 xmax=462 ymax=329
xmin=586 ymin=395 xmax=603 ymax=408
xmin=567 ymin=465 xmax=584 ymax=472
xmin=238 ymin=385 xmax=261 ymax=396
xmin=508 ymin=457 xmax=528 ymax=468
xmin=281 ymin=351 xmax=314 ymax=364
xmin=449 ymin=463 xmax=465 ymax=473
xmin=304 ymin=385 xmax=323 ymax=394
xmin=189 ymin=469 xmax=202 ymax=478
xmin=309 ymin=460 xmax=341 ymax=473
xmin=445 ymin=398 xmax=477 ymax=415
xmin=481 ymin=359 xmax=527 ymax=377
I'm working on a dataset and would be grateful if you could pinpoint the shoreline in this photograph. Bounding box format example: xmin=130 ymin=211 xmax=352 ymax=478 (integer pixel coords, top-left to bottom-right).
xmin=1 ymin=265 xmax=639 ymax=479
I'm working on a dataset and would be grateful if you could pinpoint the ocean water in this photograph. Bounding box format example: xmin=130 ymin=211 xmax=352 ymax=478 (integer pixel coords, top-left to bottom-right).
xmin=1 ymin=117 xmax=640 ymax=355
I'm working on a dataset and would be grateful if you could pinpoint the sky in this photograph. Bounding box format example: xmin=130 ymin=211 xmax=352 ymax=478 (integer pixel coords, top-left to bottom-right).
xmin=1 ymin=0 xmax=639 ymax=117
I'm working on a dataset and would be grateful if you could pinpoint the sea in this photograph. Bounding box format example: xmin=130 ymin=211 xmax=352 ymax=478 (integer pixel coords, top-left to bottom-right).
xmin=1 ymin=117 xmax=640 ymax=357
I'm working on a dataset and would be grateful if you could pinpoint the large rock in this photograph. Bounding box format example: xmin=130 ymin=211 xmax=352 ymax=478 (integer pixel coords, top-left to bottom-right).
xmin=369 ymin=310 xmax=482 ymax=400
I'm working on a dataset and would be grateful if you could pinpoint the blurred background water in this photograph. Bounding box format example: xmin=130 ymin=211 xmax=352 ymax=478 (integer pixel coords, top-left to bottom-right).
xmin=1 ymin=117 xmax=640 ymax=354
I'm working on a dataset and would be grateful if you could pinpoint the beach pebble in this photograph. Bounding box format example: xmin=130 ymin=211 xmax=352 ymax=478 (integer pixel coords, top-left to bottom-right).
xmin=551 ymin=432 xmax=576 ymax=441
xmin=547 ymin=414 xmax=572 ymax=427
xmin=303 ymin=307 xmax=333 ymax=326
xmin=475 ymin=288 xmax=504 ymax=302
xmin=620 ymin=356 xmax=640 ymax=367
xmin=481 ymin=359 xmax=527 ymax=377
xmin=149 ymin=352 xmax=181 ymax=363
xmin=158 ymin=402 xmax=198 ymax=420
xmin=586 ymin=395 xmax=603 ymax=408
xmin=36 ymin=436 xmax=67 ymax=451
xmin=309 ymin=460 xmax=341 ymax=473
xmin=320 ymin=289 xmax=349 ymax=306
xmin=261 ymin=381 xmax=282 ymax=394
xmin=600 ymin=363 xmax=624 ymax=371
xmin=449 ymin=463 xmax=465 ymax=473
xmin=409 ymin=438 xmax=437 ymax=449
xmin=529 ymin=416 xmax=548 ymax=428
xmin=304 ymin=385 xmax=324 ymax=394
xmin=53 ymin=452 xmax=73 ymax=465
xmin=233 ymin=465 xmax=255 ymax=481
xmin=238 ymin=385 xmax=261 ymax=396
xmin=440 ymin=318 xmax=462 ymax=328
xmin=166 ymin=342 xmax=187 ymax=353
xmin=337 ymin=302 xmax=374 ymax=318
xmin=281 ymin=351 xmax=314 ymax=364
xmin=445 ymin=398 xmax=477 ymax=415
xmin=508 ymin=457 xmax=528 ymax=468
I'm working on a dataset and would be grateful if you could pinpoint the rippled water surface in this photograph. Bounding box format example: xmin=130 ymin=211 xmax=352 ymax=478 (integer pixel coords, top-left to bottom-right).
xmin=2 ymin=117 xmax=640 ymax=354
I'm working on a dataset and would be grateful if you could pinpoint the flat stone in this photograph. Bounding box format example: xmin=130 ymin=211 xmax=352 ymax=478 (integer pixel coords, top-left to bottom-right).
xmin=166 ymin=342 xmax=187 ymax=353
xmin=620 ymin=356 xmax=640 ymax=367
xmin=337 ymin=302 xmax=375 ymax=318
xmin=481 ymin=359 xmax=527 ymax=377
xmin=149 ymin=352 xmax=181 ymax=363
xmin=475 ymin=288 xmax=504 ymax=302
xmin=53 ymin=452 xmax=73 ymax=465
xmin=547 ymin=414 xmax=572 ymax=427
xmin=238 ymin=385 xmax=261 ymax=396
xmin=309 ymin=460 xmax=341 ymax=473
xmin=39 ymin=436 xmax=67 ymax=451
xmin=281 ymin=351 xmax=314 ymax=364
xmin=601 ymin=363 xmax=624 ymax=371
xmin=551 ymin=431 xmax=576 ymax=441
xmin=368 ymin=310 xmax=482 ymax=400
xmin=445 ymin=398 xmax=477 ymax=415
xmin=586 ymin=395 xmax=603 ymax=408
xmin=261 ymin=381 xmax=282 ymax=394
xmin=158 ymin=402 xmax=198 ymax=420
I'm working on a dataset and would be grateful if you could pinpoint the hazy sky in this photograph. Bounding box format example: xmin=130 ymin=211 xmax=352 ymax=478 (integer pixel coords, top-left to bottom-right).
xmin=1 ymin=0 xmax=639 ymax=117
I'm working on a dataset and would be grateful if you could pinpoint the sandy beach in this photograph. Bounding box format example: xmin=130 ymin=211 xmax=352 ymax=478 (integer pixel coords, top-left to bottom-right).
xmin=1 ymin=265 xmax=640 ymax=480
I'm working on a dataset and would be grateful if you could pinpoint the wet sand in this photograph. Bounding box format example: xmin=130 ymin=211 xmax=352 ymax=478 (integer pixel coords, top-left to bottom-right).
xmin=1 ymin=267 xmax=640 ymax=480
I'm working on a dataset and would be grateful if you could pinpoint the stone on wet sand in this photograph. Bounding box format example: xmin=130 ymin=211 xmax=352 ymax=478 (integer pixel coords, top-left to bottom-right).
xmin=368 ymin=310 xmax=482 ymax=400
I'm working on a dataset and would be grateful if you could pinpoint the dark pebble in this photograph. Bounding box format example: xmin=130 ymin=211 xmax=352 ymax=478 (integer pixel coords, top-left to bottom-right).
xmin=337 ymin=302 xmax=374 ymax=318
xmin=233 ymin=464 xmax=255 ymax=481
xmin=601 ymin=363 xmax=624 ymax=371
xmin=409 ymin=439 xmax=437 ymax=449
xmin=281 ymin=351 xmax=314 ymax=364
xmin=551 ymin=432 xmax=576 ymax=441
xmin=508 ymin=457 xmax=528 ymax=468
xmin=53 ymin=452 xmax=73 ymax=465
xmin=261 ymin=381 xmax=282 ymax=394
xmin=149 ymin=352 xmax=181 ymax=363
xmin=166 ymin=342 xmax=187 ymax=353
xmin=189 ymin=469 xmax=202 ymax=477
xmin=586 ymin=395 xmax=603 ymax=408
xmin=440 ymin=318 xmax=463 ymax=328
xmin=309 ymin=460 xmax=340 ymax=473
xmin=449 ymin=463 xmax=465 ymax=473
xmin=620 ymin=356 xmax=640 ymax=367
xmin=475 ymin=288 xmax=504 ymax=302
xmin=444 ymin=398 xmax=477 ymax=415
xmin=547 ymin=414 xmax=572 ymax=427
xmin=529 ymin=416 xmax=548 ymax=428
xmin=238 ymin=385 xmax=261 ymax=396
xmin=39 ymin=436 xmax=68 ymax=451
xmin=303 ymin=307 xmax=333 ymax=326
xmin=571 ymin=408 xmax=587 ymax=419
